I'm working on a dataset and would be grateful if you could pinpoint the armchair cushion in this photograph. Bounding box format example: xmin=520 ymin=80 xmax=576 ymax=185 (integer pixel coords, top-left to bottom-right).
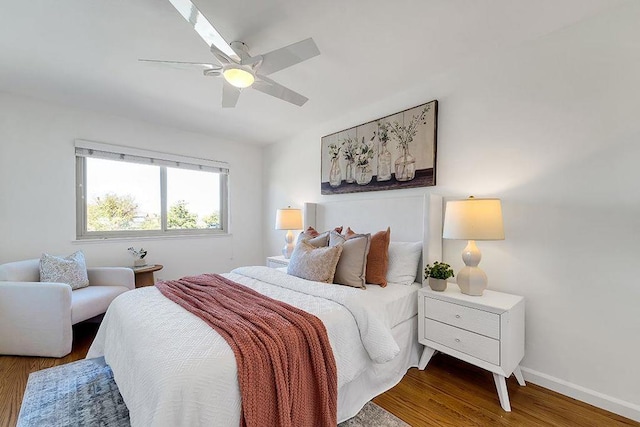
xmin=72 ymin=286 xmax=129 ymax=324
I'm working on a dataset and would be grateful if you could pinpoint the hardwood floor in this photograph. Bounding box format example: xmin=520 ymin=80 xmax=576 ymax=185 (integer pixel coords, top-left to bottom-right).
xmin=0 ymin=322 xmax=98 ymax=427
xmin=1 ymin=325 xmax=637 ymax=427
xmin=374 ymin=353 xmax=639 ymax=427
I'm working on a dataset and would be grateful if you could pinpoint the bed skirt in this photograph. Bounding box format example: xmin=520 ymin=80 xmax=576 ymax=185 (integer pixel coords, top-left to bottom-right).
xmin=337 ymin=315 xmax=420 ymax=422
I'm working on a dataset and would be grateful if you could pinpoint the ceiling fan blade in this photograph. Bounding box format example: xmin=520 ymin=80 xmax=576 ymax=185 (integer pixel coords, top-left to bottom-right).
xmin=256 ymin=38 xmax=320 ymax=76
xmin=167 ymin=0 xmax=240 ymax=62
xmin=210 ymin=44 xmax=236 ymax=65
xmin=138 ymin=59 xmax=221 ymax=71
xmin=222 ymin=80 xmax=241 ymax=108
xmin=253 ymin=75 xmax=308 ymax=106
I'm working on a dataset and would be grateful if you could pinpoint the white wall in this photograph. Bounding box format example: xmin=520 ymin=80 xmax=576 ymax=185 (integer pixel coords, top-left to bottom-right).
xmin=263 ymin=2 xmax=640 ymax=421
xmin=0 ymin=93 xmax=263 ymax=280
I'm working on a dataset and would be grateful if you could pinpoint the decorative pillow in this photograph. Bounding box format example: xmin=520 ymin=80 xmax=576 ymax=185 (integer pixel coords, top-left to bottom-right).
xmin=302 ymin=233 xmax=331 ymax=248
xmin=298 ymin=226 xmax=320 ymax=240
xmin=347 ymin=227 xmax=391 ymax=287
xmin=329 ymin=231 xmax=370 ymax=289
xmin=297 ymin=226 xmax=343 ymax=247
xmin=287 ymin=241 xmax=343 ymax=283
xmin=386 ymin=241 xmax=422 ymax=285
xmin=40 ymin=251 xmax=90 ymax=290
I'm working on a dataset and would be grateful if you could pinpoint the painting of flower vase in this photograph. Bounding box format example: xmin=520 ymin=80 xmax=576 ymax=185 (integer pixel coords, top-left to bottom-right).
xmin=320 ymin=100 xmax=438 ymax=195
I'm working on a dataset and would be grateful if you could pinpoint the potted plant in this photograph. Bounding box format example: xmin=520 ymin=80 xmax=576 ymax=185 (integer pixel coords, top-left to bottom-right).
xmin=424 ymin=261 xmax=454 ymax=292
xmin=128 ymin=247 xmax=148 ymax=268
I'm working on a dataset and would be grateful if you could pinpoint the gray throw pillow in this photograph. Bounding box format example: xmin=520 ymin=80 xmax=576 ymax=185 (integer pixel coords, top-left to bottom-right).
xmin=329 ymin=231 xmax=371 ymax=289
xmin=297 ymin=226 xmax=343 ymax=247
xmin=40 ymin=251 xmax=90 ymax=290
xmin=300 ymin=233 xmax=330 ymax=248
xmin=287 ymin=241 xmax=343 ymax=283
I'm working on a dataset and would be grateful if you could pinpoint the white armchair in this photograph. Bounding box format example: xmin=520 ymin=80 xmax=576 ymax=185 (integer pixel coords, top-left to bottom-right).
xmin=0 ymin=259 xmax=134 ymax=358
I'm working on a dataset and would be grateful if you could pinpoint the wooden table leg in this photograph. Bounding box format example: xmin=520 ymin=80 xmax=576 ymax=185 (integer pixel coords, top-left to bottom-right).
xmin=135 ymin=271 xmax=156 ymax=287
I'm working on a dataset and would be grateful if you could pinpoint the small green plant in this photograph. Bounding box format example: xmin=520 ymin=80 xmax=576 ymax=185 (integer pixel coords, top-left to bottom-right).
xmin=127 ymin=247 xmax=147 ymax=259
xmin=424 ymin=261 xmax=454 ymax=280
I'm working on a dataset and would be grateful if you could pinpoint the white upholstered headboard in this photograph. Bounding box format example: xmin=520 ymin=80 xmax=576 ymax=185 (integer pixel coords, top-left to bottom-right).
xmin=306 ymin=193 xmax=443 ymax=284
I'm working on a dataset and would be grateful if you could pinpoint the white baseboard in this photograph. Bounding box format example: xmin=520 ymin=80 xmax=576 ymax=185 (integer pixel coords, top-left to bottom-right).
xmin=521 ymin=366 xmax=640 ymax=422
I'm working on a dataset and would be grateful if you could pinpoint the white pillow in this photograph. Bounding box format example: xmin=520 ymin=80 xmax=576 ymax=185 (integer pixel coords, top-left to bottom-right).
xmin=40 ymin=251 xmax=90 ymax=290
xmin=386 ymin=242 xmax=422 ymax=285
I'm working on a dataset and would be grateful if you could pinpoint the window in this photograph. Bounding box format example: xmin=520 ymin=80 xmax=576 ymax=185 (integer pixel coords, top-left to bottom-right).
xmin=75 ymin=140 xmax=228 ymax=239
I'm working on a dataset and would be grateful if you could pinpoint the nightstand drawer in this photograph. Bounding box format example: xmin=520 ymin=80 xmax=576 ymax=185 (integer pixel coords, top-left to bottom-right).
xmin=425 ymin=298 xmax=500 ymax=339
xmin=424 ymin=319 xmax=500 ymax=365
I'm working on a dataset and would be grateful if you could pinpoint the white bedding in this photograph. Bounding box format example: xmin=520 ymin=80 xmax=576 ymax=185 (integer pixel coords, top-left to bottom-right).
xmin=274 ymin=266 xmax=420 ymax=328
xmin=87 ymin=266 xmax=419 ymax=426
xmin=357 ymin=281 xmax=420 ymax=328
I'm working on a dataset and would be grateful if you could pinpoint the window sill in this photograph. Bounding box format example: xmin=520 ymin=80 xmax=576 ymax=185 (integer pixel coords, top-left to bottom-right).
xmin=72 ymin=233 xmax=232 ymax=244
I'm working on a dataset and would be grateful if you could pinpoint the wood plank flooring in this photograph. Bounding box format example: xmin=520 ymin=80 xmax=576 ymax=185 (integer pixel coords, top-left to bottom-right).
xmin=1 ymin=323 xmax=637 ymax=427
xmin=0 ymin=322 xmax=98 ymax=427
xmin=374 ymin=353 xmax=639 ymax=427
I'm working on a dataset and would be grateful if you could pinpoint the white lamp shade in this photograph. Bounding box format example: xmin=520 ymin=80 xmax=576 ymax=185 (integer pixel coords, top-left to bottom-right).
xmin=443 ymin=198 xmax=505 ymax=241
xmin=275 ymin=208 xmax=303 ymax=230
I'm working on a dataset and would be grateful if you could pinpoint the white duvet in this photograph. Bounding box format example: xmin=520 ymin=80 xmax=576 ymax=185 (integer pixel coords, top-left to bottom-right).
xmin=87 ymin=266 xmax=401 ymax=427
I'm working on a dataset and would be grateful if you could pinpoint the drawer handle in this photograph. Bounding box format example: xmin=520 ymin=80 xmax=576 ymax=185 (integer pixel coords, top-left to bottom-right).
xmin=455 ymin=314 xmax=461 ymax=319
xmin=455 ymin=338 xmax=461 ymax=343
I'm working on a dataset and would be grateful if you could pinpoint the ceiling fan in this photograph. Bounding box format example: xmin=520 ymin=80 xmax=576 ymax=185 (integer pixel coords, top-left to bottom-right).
xmin=140 ymin=0 xmax=320 ymax=108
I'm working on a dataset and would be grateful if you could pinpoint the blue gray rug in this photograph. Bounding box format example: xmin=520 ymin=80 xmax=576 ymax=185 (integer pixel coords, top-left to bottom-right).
xmin=19 ymin=357 xmax=408 ymax=426
xmin=18 ymin=357 xmax=129 ymax=427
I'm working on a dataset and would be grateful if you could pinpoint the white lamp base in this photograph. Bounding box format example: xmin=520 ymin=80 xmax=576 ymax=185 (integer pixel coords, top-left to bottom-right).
xmin=457 ymin=240 xmax=488 ymax=296
xmin=457 ymin=266 xmax=488 ymax=296
xmin=282 ymin=230 xmax=295 ymax=259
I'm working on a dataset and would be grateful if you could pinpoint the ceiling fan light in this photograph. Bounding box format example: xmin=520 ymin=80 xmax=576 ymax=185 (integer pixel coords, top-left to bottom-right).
xmin=223 ymin=68 xmax=255 ymax=88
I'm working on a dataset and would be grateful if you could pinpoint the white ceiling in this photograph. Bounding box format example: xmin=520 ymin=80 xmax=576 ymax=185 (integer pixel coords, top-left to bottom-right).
xmin=0 ymin=0 xmax=627 ymax=145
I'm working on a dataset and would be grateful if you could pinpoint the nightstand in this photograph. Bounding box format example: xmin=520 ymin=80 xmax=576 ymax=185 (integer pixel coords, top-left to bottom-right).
xmin=132 ymin=264 xmax=163 ymax=288
xmin=266 ymin=255 xmax=290 ymax=268
xmin=418 ymin=284 xmax=525 ymax=411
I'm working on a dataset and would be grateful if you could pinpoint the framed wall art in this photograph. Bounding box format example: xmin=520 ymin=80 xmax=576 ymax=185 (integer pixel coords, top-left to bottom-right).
xmin=320 ymin=100 xmax=438 ymax=195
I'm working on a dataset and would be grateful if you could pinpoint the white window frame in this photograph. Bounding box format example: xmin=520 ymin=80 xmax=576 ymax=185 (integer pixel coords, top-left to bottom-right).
xmin=75 ymin=140 xmax=229 ymax=239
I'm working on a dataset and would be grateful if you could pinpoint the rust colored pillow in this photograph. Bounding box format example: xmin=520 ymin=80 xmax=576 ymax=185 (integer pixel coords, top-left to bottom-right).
xmin=301 ymin=226 xmax=320 ymax=238
xmin=347 ymin=227 xmax=391 ymax=287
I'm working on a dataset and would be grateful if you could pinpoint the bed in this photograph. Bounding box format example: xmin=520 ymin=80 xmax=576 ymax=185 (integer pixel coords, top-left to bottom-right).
xmin=86 ymin=194 xmax=443 ymax=426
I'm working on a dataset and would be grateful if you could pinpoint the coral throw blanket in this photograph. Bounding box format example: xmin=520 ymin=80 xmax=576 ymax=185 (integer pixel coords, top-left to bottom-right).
xmin=155 ymin=274 xmax=337 ymax=427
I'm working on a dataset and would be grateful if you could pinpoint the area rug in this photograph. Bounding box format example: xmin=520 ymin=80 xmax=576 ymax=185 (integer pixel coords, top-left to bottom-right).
xmin=18 ymin=357 xmax=409 ymax=427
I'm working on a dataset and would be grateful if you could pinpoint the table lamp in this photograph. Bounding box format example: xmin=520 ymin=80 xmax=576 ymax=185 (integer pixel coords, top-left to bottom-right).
xmin=442 ymin=196 xmax=504 ymax=296
xmin=275 ymin=207 xmax=303 ymax=259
